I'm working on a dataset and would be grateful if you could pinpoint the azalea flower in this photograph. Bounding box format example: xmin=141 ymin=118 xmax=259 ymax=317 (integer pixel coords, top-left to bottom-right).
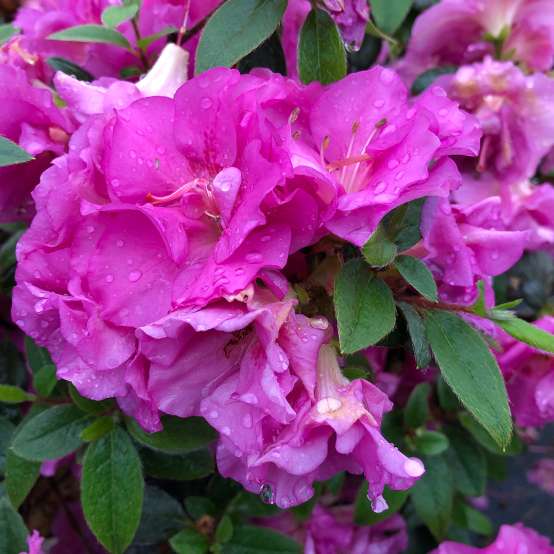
xmin=398 ymin=0 xmax=554 ymax=85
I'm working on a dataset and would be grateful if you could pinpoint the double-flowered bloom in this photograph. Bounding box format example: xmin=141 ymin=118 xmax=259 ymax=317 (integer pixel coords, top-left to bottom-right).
xmin=12 ymin=60 xmax=483 ymax=508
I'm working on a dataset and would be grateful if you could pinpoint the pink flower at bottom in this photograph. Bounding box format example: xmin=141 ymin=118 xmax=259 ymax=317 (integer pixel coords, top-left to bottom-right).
xmin=20 ymin=531 xmax=44 ymax=554
xmin=431 ymin=523 xmax=554 ymax=553
xmin=263 ymin=504 xmax=407 ymax=554
xmin=210 ymin=344 xmax=424 ymax=510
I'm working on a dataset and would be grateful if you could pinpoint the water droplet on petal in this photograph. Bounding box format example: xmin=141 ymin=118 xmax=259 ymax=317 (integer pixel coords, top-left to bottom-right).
xmin=373 ymin=99 xmax=385 ymax=108
xmin=387 ymin=159 xmax=399 ymax=169
xmin=309 ymin=317 xmax=329 ymax=330
xmin=246 ymin=252 xmax=262 ymax=263
xmin=105 ymin=274 xmax=114 ymax=283
xmin=380 ymin=68 xmax=394 ymax=84
xmin=259 ymin=483 xmax=275 ymax=505
xmin=201 ymin=97 xmax=213 ymax=110
xmin=128 ymin=270 xmax=142 ymax=282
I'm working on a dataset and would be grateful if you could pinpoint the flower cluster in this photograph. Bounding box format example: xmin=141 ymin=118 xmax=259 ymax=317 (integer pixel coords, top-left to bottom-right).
xmin=2 ymin=0 xmax=554 ymax=552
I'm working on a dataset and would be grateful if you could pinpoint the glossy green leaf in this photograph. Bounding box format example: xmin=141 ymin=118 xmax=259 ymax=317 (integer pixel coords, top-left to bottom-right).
xmin=195 ymin=0 xmax=287 ymax=74
xmin=404 ymin=383 xmax=430 ymax=429
xmin=410 ymin=454 xmax=453 ymax=540
xmin=5 ymin=450 xmax=41 ymax=508
xmin=127 ymin=415 xmax=217 ymax=454
xmin=298 ymin=7 xmax=346 ymax=85
xmin=395 ymin=255 xmax=438 ymax=302
xmin=69 ymin=384 xmax=113 ymax=415
xmin=494 ymin=316 xmax=554 ymax=353
xmin=101 ymin=4 xmax=138 ymax=27
xmin=381 ymin=198 xmax=425 ymax=251
xmin=137 ymin=26 xmax=177 ymax=49
xmin=436 ymin=376 xmax=461 ymax=412
xmin=134 ymin=485 xmax=184 ymax=546
xmin=222 ymin=525 xmax=301 ymax=554
xmin=414 ymin=430 xmax=449 ymax=456
xmin=48 ymin=24 xmax=131 ymax=49
xmin=33 ymin=364 xmax=57 ymax=397
xmin=0 ymin=385 xmax=34 ymax=404
xmin=81 ymin=426 xmax=144 ymax=554
xmin=12 ymin=405 xmax=93 ymax=461
xmin=0 ymin=137 xmax=33 ymax=168
xmin=444 ymin=426 xmax=486 ymax=497
xmin=458 ymin=412 xmax=522 ymax=456
xmin=47 ymin=57 xmax=94 ymax=81
xmin=398 ymin=302 xmax=432 ymax=368
xmin=170 ymin=529 xmax=209 ymax=554
xmin=80 ymin=416 xmax=115 ymax=442
xmin=370 ymin=0 xmax=413 ymax=35
xmin=335 ymin=259 xmax=396 ymax=354
xmin=216 ymin=515 xmax=234 ymax=544
xmin=354 ymin=484 xmax=408 ymax=525
xmin=424 ymin=310 xmax=512 ymax=449
xmin=452 ymin=501 xmax=493 ymax=536
xmin=0 ymin=497 xmax=27 ymax=554
xmin=0 ymin=418 xmax=14 ymax=476
xmin=24 ymin=336 xmax=53 ymax=374
xmin=362 ymin=225 xmax=397 ymax=268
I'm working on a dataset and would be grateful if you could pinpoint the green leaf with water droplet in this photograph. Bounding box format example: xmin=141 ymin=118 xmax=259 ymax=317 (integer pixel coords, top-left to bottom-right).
xmin=0 ymin=137 xmax=33 ymax=168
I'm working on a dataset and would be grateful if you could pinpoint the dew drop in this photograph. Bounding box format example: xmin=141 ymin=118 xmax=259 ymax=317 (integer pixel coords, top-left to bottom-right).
xmin=259 ymin=483 xmax=275 ymax=505
xmin=438 ymin=108 xmax=449 ymax=117
xmin=246 ymin=252 xmax=262 ymax=263
xmin=128 ymin=270 xmax=142 ymax=282
xmin=380 ymin=68 xmax=394 ymax=84
xmin=387 ymin=159 xmax=399 ymax=169
xmin=309 ymin=317 xmax=329 ymax=330
xmin=491 ymin=250 xmax=499 ymax=260
xmin=221 ymin=426 xmax=231 ymax=436
xmin=242 ymin=414 xmax=253 ymax=429
xmin=116 ymin=240 xmax=124 ymax=248
xmin=201 ymin=97 xmax=213 ymax=110
xmin=105 ymin=274 xmax=114 ymax=283
xmin=373 ymin=99 xmax=385 ymax=108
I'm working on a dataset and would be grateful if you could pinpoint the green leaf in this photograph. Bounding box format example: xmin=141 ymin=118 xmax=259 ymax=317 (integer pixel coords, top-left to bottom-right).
xmin=380 ymin=198 xmax=425 ymax=251
xmin=81 ymin=426 xmax=144 ymax=554
xmin=216 ymin=515 xmax=234 ymax=544
xmin=0 ymin=385 xmax=34 ymax=404
xmin=47 ymin=57 xmax=94 ymax=81
xmin=0 ymin=497 xmax=28 ymax=554
xmin=24 ymin=336 xmax=53 ymax=374
xmin=354 ymin=484 xmax=408 ymax=525
xmin=48 ymin=24 xmax=131 ymax=49
xmin=195 ymin=0 xmax=287 ymax=75
xmin=0 ymin=229 xmax=24 ymax=274
xmin=362 ymin=225 xmax=398 ymax=268
xmin=101 ymin=4 xmax=138 ymax=27
xmin=452 ymin=501 xmax=493 ymax=536
xmin=414 ymin=430 xmax=449 ymax=456
xmin=141 ymin=448 xmax=214 ymax=481
xmin=69 ymin=384 xmax=113 ymax=415
xmin=397 ymin=302 xmax=432 ymax=368
xmin=137 ymin=26 xmax=177 ymax=50
xmin=227 ymin=492 xmax=280 ymax=520
xmin=424 ymin=310 xmax=512 ymax=449
xmin=0 ymin=24 xmax=19 ymax=45
xmin=185 ymin=496 xmax=216 ymax=520
xmin=411 ymin=65 xmax=457 ymax=95
xmin=5 ymin=450 xmax=41 ymax=508
xmin=370 ymin=0 xmax=413 ymax=35
xmin=298 ymin=7 xmax=347 ymax=85
xmin=170 ymin=528 xmax=209 ymax=554
xmin=134 ymin=485 xmax=184 ymax=546
xmin=335 ymin=259 xmax=396 ymax=354
xmin=395 ymin=255 xmax=438 ymax=302
xmin=444 ymin=426 xmax=486 ymax=497
xmin=410 ymin=454 xmax=453 ymax=540
xmin=222 ymin=525 xmax=301 ymax=554
xmin=33 ymin=364 xmax=57 ymax=397
xmin=458 ymin=412 xmax=522 ymax=456
xmin=11 ymin=405 xmax=93 ymax=461
xmin=80 ymin=415 xmax=115 ymax=442
xmin=436 ymin=376 xmax=461 ymax=412
xmin=0 ymin=418 xmax=15 ymax=476
xmin=494 ymin=316 xmax=554 ymax=353
xmin=404 ymin=383 xmax=430 ymax=429
xmin=0 ymin=137 xmax=33 ymax=168
xmin=127 ymin=415 xmax=217 ymax=454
